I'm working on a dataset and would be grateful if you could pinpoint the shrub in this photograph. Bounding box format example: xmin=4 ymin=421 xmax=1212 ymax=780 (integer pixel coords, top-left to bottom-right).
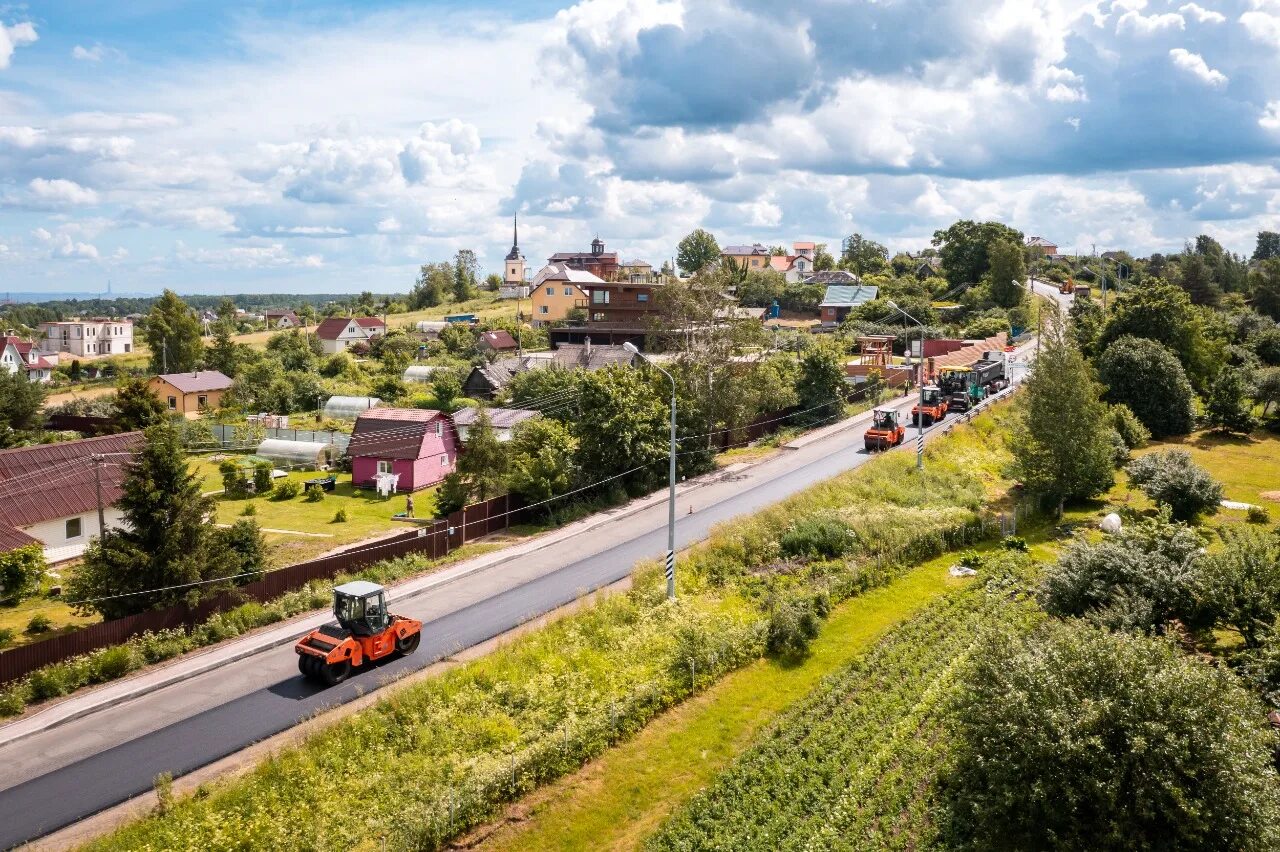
xmin=272 ymin=479 xmax=300 ymax=500
xmin=90 ymin=644 xmax=137 ymax=682
xmin=1126 ymin=449 xmax=1224 ymax=521
xmin=1001 ymin=536 xmax=1029 ymax=552
xmin=1109 ymin=403 xmax=1150 ymax=449
xmin=241 ymin=503 xmax=256 ymax=516
xmin=1248 ymin=505 xmax=1272 ymax=524
xmin=958 ymin=549 xmax=985 ymax=569
xmin=252 ymin=462 xmax=273 ymax=495
xmin=1097 ymin=336 xmax=1195 ymax=438
xmin=0 ymin=627 xmax=14 ymax=648
xmin=779 ymin=515 xmax=856 ymax=561
xmin=304 ymin=484 xmax=325 ymax=502
xmin=765 ymin=595 xmax=824 ymax=658
xmin=0 ymin=543 xmax=45 ymax=604
xmin=332 ymin=508 xmax=348 ymax=523
xmin=220 ymin=461 xmax=248 ymax=499
xmin=1204 ymin=365 xmax=1259 ymax=435
xmin=26 ymin=613 xmax=52 ymax=634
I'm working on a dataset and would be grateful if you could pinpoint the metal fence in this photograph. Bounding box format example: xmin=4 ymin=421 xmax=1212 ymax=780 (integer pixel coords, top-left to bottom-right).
xmin=0 ymin=493 xmax=528 ymax=685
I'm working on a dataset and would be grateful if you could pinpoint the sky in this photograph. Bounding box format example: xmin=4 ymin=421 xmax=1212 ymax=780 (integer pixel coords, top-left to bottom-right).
xmin=1 ymin=0 xmax=1280 ymax=296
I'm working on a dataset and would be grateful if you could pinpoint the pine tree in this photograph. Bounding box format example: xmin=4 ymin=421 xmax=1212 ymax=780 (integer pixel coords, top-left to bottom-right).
xmin=1204 ymin=366 xmax=1258 ymax=435
xmin=456 ymin=408 xmax=507 ymax=501
xmin=114 ymin=376 xmax=167 ymax=432
xmin=144 ymin=289 xmax=204 ymax=374
xmin=1011 ymin=337 xmax=1116 ymax=514
xmin=206 ymin=297 xmax=241 ymax=377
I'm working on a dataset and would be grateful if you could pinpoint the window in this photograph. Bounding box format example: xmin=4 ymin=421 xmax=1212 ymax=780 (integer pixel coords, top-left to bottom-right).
xmin=592 ymin=290 xmax=610 ymax=304
xmin=197 ymin=395 xmax=208 ymax=409
xmin=637 ymin=293 xmax=649 ymax=303
xmin=124 ymin=344 xmax=131 ymax=353
xmin=66 ymin=517 xmax=82 ymax=539
xmin=546 ymin=287 xmax=554 ymax=296
xmin=564 ymin=287 xmax=573 ymax=296
xmin=435 ymin=421 xmax=442 ymax=436
xmin=377 ymin=460 xmax=392 ymax=475
xmin=593 ymin=312 xmax=606 ymax=321
xmin=167 ymin=396 xmax=177 ymax=410
xmin=440 ymin=455 xmax=448 ymax=466
xmin=539 ymin=305 xmax=549 ymax=315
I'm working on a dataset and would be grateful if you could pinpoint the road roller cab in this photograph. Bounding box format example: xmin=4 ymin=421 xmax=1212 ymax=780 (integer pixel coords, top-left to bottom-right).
xmin=295 ymin=580 xmax=422 ymax=685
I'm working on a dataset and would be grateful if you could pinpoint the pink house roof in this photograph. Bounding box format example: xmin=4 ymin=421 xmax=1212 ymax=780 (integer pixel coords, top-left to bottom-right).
xmin=154 ymin=370 xmax=232 ymax=393
xmin=348 ymin=408 xmax=449 ymax=460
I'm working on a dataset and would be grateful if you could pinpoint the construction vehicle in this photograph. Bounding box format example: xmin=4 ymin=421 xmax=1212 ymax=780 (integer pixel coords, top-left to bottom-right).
xmin=1074 ymin=284 xmax=1092 ymax=301
xmin=937 ymin=366 xmax=973 ymax=412
xmin=911 ymin=385 xmax=948 ymax=426
xmin=295 ymin=580 xmax=422 ymax=685
xmin=1058 ymin=278 xmax=1075 ymax=295
xmin=864 ymin=408 xmax=906 ymax=451
xmin=938 ymin=354 xmax=1008 ymax=413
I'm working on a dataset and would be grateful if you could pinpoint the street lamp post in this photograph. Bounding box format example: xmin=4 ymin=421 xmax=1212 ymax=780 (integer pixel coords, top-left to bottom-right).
xmin=886 ymin=301 xmax=925 ymax=471
xmin=623 ymin=341 xmax=677 ymax=600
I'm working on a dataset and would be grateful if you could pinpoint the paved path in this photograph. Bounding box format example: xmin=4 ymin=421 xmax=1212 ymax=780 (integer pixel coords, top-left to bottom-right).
xmin=0 ymin=341 xmax=1034 ymax=848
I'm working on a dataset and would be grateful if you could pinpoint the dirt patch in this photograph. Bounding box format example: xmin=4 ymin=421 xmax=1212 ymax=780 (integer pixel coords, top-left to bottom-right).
xmin=1261 ymin=491 xmax=1280 ymax=503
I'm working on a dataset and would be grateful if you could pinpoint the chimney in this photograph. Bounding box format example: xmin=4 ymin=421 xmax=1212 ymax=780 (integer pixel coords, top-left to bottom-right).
xmin=583 ymin=336 xmax=592 ymax=365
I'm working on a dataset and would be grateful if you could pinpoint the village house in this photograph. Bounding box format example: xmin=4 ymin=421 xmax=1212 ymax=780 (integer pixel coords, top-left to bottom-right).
xmin=347 ymin=408 xmax=459 ymax=492
xmin=618 ymin=258 xmax=654 ymax=282
xmin=477 ymin=330 xmax=519 ymax=354
xmin=461 ymin=339 xmax=638 ymax=398
xmin=819 ymin=284 xmax=880 ymax=324
xmin=0 ymin=432 xmax=143 ymax=563
xmin=0 ymin=335 xmax=55 ymax=383
xmin=1026 ymin=236 xmax=1061 ymax=260
xmin=451 ymin=407 xmax=540 ymax=442
xmin=147 ymin=370 xmax=233 ymax=417
xmin=264 ymin=310 xmax=301 ymax=329
xmin=314 ymin=316 xmax=386 ymax=355
xmin=721 ymin=243 xmax=772 ymax=271
xmin=548 ymin=237 xmax=620 ymax=282
xmin=529 ymin=263 xmax=595 ymax=326
xmin=768 ymin=241 xmax=817 ymax=282
xmin=37 ymin=318 xmax=133 ymax=357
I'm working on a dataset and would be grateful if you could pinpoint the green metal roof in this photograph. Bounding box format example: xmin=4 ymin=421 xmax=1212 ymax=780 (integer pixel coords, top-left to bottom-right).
xmin=819 ymin=284 xmax=879 ymax=308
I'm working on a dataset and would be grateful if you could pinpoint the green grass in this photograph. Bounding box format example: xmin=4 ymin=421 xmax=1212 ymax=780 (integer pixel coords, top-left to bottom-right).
xmin=478 ymin=552 xmax=975 ymax=852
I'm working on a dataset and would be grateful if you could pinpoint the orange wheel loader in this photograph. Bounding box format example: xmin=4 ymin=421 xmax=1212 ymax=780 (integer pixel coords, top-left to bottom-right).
xmin=295 ymin=581 xmax=422 ymax=686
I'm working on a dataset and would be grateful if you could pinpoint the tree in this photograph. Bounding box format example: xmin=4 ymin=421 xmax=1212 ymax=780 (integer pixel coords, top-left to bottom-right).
xmin=1010 ymin=338 xmax=1115 ymax=513
xmin=930 ymin=219 xmax=1025 ymax=288
xmin=452 ymin=408 xmax=507 ymax=503
xmin=0 ymin=544 xmax=45 ymax=604
xmin=1096 ymin=336 xmax=1195 ymax=438
xmin=68 ymin=424 xmax=232 ymax=619
xmin=145 ymin=289 xmax=203 ymax=374
xmin=1202 ymin=527 xmax=1280 ymax=649
xmin=430 ymin=370 xmax=463 ymax=410
xmin=0 ymin=369 xmax=46 ymax=433
xmin=506 ymin=417 xmax=579 ymax=505
xmin=483 ymin=272 xmax=503 ymax=291
xmin=1068 ymin=296 xmax=1106 ymax=358
xmin=438 ymin=323 xmax=477 ymax=358
xmin=501 ymin=367 xmax=582 ymax=422
xmin=113 ymin=376 xmax=167 ymax=432
xmin=1204 ymin=365 xmax=1258 ymax=434
xmin=1251 ymin=258 xmax=1280 ymax=322
xmin=1040 ymin=509 xmax=1204 ymax=633
xmin=454 ymin=249 xmax=479 ymax=301
xmin=1126 ymin=449 xmax=1224 ymax=522
xmin=265 ymin=329 xmax=320 ymax=373
xmin=794 ymin=338 xmax=845 ymax=427
xmin=839 ymin=233 xmax=888 ymax=276
xmin=1177 ymin=251 xmax=1222 ymax=307
xmin=676 ymin=228 xmax=720 ymax=275
xmin=68 ymin=359 xmax=82 ymax=382
xmin=206 ymin=297 xmax=242 ymax=377
xmin=574 ymin=365 xmax=667 ymax=489
xmin=1256 ymin=367 xmax=1280 ymax=415
xmin=812 ymin=243 xmax=835 ymax=271
xmin=410 ymin=262 xmax=452 ymax=310
xmin=1254 ymin=231 xmax=1280 ymax=262
xmin=985 ymin=239 xmax=1027 ymax=308
xmin=945 ymin=620 xmax=1280 ymax=851
xmin=1099 ymin=280 xmax=1221 ymax=390
xmin=210 ymin=519 xmax=267 ymax=581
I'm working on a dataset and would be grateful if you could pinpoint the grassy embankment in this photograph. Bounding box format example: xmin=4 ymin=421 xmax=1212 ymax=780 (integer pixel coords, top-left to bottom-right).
xmin=86 ymin=402 xmax=1015 ymax=851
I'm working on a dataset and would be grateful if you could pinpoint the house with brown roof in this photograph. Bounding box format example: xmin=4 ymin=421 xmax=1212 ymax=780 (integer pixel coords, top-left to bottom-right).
xmin=264 ymin=310 xmax=301 ymax=329
xmin=548 ymin=237 xmax=620 ymax=282
xmin=314 ymin=316 xmax=386 ymax=355
xmin=347 ymin=408 xmax=459 ymax=492
xmin=147 ymin=370 xmax=232 ymax=418
xmin=0 ymin=432 xmax=143 ymax=562
xmin=1 ymin=335 xmax=55 ymax=383
xmin=477 ymin=330 xmax=519 ymax=354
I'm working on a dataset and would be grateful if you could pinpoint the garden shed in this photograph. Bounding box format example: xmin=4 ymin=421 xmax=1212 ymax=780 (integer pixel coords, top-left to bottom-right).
xmin=402 ymin=365 xmax=439 ymax=384
xmin=255 ymin=439 xmax=331 ymax=470
xmin=324 ymin=395 xmax=381 ymax=420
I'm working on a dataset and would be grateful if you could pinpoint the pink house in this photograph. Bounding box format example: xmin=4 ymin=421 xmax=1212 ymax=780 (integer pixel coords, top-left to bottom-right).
xmin=347 ymin=408 xmax=459 ymax=492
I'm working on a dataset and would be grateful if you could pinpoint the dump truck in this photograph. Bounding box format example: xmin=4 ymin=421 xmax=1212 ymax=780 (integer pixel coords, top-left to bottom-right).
xmin=1058 ymin=279 xmax=1075 ymax=295
xmin=911 ymin=384 xmax=948 ymax=426
xmin=295 ymin=580 xmax=422 ymax=685
xmin=1073 ymin=284 xmax=1091 ymax=301
xmin=864 ymin=408 xmax=906 ymax=451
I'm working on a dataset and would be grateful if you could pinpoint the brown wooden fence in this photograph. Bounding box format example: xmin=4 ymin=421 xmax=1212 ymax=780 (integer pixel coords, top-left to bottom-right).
xmin=0 ymin=493 xmax=529 ymax=685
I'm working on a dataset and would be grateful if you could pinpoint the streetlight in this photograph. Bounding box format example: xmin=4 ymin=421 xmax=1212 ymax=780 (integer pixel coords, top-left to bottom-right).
xmin=623 ymin=340 xmax=678 ymax=600
xmin=886 ymin=301 xmax=926 ymax=472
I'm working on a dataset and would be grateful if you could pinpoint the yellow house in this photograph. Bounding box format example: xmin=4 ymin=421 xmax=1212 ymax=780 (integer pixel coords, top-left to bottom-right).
xmin=529 ymin=263 xmax=600 ymax=326
xmin=146 ymin=370 xmax=232 ymax=418
xmin=721 ymin=242 xmax=772 ymax=271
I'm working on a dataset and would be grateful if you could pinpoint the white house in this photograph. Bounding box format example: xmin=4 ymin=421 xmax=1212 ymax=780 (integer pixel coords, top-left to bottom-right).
xmin=37 ymin=318 xmax=134 ymax=357
xmin=314 ymin=316 xmax=386 ymax=355
xmin=0 ymin=335 xmax=55 ymax=383
xmin=0 ymin=432 xmax=143 ymax=563
xmin=450 ymin=407 xmax=540 ymax=442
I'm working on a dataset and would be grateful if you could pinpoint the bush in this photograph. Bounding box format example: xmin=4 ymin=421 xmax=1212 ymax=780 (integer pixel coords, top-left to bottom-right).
xmin=1126 ymin=449 xmax=1224 ymax=521
xmin=241 ymin=503 xmax=256 ymax=516
xmin=90 ymin=644 xmax=137 ymax=682
xmin=1097 ymin=336 xmax=1196 ymax=438
xmin=958 ymin=549 xmax=985 ymax=569
xmin=765 ymin=595 xmax=824 ymax=658
xmin=779 ymin=515 xmax=856 ymax=561
xmin=0 ymin=543 xmax=45 ymax=604
xmin=1248 ymin=505 xmax=1272 ymax=524
xmin=252 ymin=462 xmax=273 ymax=495
xmin=1109 ymin=403 xmax=1150 ymax=449
xmin=1001 ymin=536 xmax=1028 ymax=552
xmin=943 ymin=621 xmax=1280 ymax=851
xmin=304 ymin=484 xmax=325 ymax=502
xmin=332 ymin=508 xmax=348 ymax=523
xmin=0 ymin=627 xmax=13 ymax=647
xmin=272 ymin=479 xmax=300 ymax=500
xmin=26 ymin=613 xmax=52 ymax=634
xmin=220 ymin=461 xmax=249 ymax=499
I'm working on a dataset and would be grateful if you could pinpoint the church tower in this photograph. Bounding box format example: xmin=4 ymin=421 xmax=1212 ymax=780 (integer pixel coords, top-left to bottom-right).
xmin=504 ymin=214 xmax=526 ymax=286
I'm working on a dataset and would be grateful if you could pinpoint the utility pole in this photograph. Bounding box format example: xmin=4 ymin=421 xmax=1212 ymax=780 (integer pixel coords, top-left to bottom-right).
xmin=92 ymin=454 xmax=107 ymax=540
xmin=161 ymin=338 xmax=168 ymax=373
xmin=624 ymin=341 xmax=677 ymax=600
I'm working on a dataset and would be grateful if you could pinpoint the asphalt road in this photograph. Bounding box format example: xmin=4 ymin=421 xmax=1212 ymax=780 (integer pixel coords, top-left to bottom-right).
xmin=0 ymin=351 xmax=1030 ymax=849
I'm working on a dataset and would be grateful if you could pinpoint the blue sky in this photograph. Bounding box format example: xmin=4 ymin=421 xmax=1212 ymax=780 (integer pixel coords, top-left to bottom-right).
xmin=2 ymin=0 xmax=1279 ymax=295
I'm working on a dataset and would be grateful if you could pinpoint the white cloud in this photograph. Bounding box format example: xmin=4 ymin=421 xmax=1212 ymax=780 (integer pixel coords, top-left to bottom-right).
xmin=0 ymin=21 xmax=37 ymax=70
xmin=1241 ymin=10 xmax=1280 ymax=47
xmin=27 ymin=177 xmax=100 ymax=206
xmin=1261 ymin=101 xmax=1280 ymax=131
xmin=376 ymin=216 xmax=401 ymax=233
xmin=57 ymin=112 xmax=179 ymax=132
xmin=1178 ymin=3 xmax=1225 ymax=24
xmin=175 ymin=240 xmax=323 ymax=269
xmin=1116 ymin=9 xmax=1185 ymax=35
xmin=1168 ymin=48 xmax=1228 ymax=87
xmin=71 ymin=43 xmax=125 ymax=62
xmin=32 ymin=226 xmax=101 ymax=260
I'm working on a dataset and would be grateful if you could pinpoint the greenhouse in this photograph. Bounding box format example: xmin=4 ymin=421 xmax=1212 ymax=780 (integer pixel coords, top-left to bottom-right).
xmin=323 ymin=395 xmax=381 ymax=420
xmin=402 ymin=365 xmax=440 ymax=383
xmin=255 ymin=439 xmax=332 ymax=469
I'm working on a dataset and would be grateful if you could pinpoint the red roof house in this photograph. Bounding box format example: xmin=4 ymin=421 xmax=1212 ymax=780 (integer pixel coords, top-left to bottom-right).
xmin=0 ymin=431 xmax=144 ymax=561
xmin=477 ymin=330 xmax=519 ymax=353
xmin=314 ymin=316 xmax=386 ymax=354
xmin=347 ymin=408 xmax=459 ymax=492
xmin=1 ymin=335 xmax=55 ymax=383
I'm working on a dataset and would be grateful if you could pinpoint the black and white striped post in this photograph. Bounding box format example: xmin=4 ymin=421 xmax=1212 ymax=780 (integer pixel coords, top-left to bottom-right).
xmin=625 ymin=341 xmax=678 ymax=600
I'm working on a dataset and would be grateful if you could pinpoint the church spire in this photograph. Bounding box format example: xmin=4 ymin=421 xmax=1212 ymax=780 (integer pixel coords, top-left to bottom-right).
xmin=505 ymin=210 xmax=525 ymax=262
